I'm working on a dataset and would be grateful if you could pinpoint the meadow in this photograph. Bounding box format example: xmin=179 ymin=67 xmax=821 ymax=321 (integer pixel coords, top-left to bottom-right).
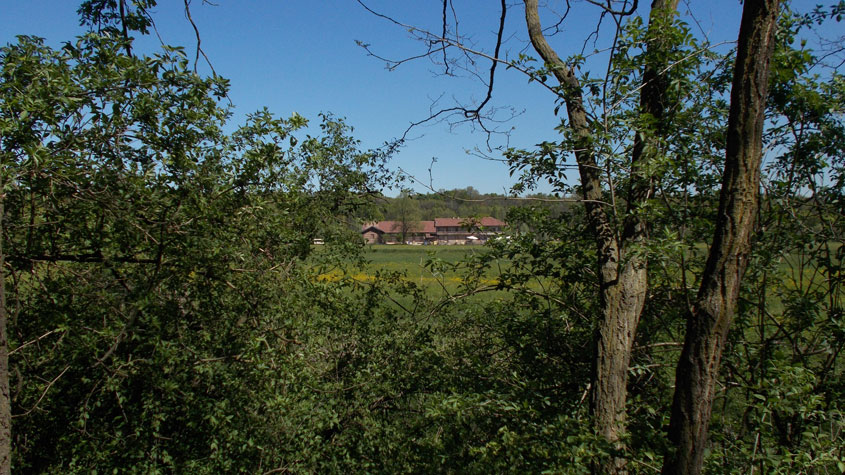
xmin=311 ymin=244 xmax=512 ymax=298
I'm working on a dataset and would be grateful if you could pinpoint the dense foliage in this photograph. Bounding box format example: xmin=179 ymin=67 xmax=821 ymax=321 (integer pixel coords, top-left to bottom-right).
xmin=0 ymin=1 xmax=843 ymax=473
xmin=0 ymin=32 xmax=394 ymax=471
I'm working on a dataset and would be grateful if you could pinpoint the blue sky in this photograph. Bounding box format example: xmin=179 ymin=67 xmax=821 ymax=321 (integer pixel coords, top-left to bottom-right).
xmin=0 ymin=0 xmax=798 ymax=196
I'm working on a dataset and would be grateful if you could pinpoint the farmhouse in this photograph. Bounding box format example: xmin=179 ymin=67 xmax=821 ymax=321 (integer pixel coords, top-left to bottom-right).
xmin=361 ymin=217 xmax=505 ymax=245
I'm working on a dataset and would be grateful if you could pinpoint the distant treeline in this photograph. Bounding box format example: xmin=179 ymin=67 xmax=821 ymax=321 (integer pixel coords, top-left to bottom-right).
xmin=363 ymin=187 xmax=575 ymax=223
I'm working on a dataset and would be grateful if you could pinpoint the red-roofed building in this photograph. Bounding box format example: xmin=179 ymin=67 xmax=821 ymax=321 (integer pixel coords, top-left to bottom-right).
xmin=433 ymin=217 xmax=505 ymax=244
xmin=362 ymin=217 xmax=505 ymax=245
xmin=361 ymin=220 xmax=436 ymax=244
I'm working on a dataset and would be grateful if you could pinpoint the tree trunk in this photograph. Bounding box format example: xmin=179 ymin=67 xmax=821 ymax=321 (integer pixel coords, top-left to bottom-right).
xmin=590 ymin=262 xmax=646 ymax=473
xmin=662 ymin=1 xmax=780 ymax=473
xmin=593 ymin=3 xmax=680 ymax=472
xmin=0 ymin=185 xmax=10 ymax=474
xmin=524 ymin=1 xmax=677 ymax=472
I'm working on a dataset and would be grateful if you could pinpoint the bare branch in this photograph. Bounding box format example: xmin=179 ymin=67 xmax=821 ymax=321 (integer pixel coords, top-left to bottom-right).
xmin=8 ymin=254 xmax=158 ymax=264
xmin=584 ymin=0 xmax=638 ymax=16
xmin=355 ymin=0 xmax=408 ymax=29
xmin=463 ymin=0 xmax=507 ymax=120
xmin=442 ymin=0 xmax=450 ymax=74
xmin=183 ymin=0 xmax=218 ymax=77
xmin=542 ymin=0 xmax=573 ymax=36
xmin=357 ymin=0 xmax=553 ymax=141
xmin=395 ymin=166 xmax=611 ymax=205
xmin=8 ymin=329 xmax=67 ymax=357
xmin=12 ymin=365 xmax=70 ymax=419
xmin=355 ymin=41 xmax=448 ymax=72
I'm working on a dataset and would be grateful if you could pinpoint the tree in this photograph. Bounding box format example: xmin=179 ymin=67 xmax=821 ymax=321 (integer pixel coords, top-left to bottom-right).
xmin=354 ymin=0 xmax=834 ymax=472
xmin=523 ymin=2 xmax=684 ymax=471
xmin=661 ymin=1 xmax=780 ymax=472
xmin=388 ymin=190 xmax=422 ymax=243
xmin=0 ymin=29 xmax=388 ymax=470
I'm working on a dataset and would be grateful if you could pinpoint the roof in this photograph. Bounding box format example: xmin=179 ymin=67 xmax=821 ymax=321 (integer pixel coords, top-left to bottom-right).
xmin=419 ymin=221 xmax=436 ymax=234
xmin=434 ymin=217 xmax=463 ymax=227
xmin=479 ymin=217 xmax=506 ymax=227
xmin=362 ymin=220 xmax=436 ymax=234
xmin=362 ymin=221 xmax=390 ymax=233
xmin=363 ymin=218 xmax=504 ymax=234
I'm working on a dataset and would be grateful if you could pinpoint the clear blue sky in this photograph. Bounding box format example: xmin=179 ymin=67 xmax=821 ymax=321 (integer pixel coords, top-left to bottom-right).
xmin=2 ymin=0 xmax=812 ymax=196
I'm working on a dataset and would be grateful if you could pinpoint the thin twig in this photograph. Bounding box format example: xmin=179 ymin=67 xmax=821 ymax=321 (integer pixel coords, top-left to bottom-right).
xmin=13 ymin=365 xmax=71 ymax=418
xmin=8 ymin=328 xmax=67 ymax=356
xmin=396 ymin=167 xmax=611 ymax=205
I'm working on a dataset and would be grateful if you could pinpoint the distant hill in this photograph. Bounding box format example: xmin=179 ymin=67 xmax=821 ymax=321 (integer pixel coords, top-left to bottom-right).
xmin=361 ymin=187 xmax=574 ymax=223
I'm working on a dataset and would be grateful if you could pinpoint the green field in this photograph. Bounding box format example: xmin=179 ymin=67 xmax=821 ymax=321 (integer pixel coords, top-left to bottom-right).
xmin=312 ymin=244 xmax=509 ymax=297
xmin=362 ymin=244 xmax=488 ymax=269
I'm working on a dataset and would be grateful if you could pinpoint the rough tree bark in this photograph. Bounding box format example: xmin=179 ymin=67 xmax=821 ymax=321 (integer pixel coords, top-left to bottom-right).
xmin=524 ymin=1 xmax=677 ymax=472
xmin=662 ymin=1 xmax=780 ymax=473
